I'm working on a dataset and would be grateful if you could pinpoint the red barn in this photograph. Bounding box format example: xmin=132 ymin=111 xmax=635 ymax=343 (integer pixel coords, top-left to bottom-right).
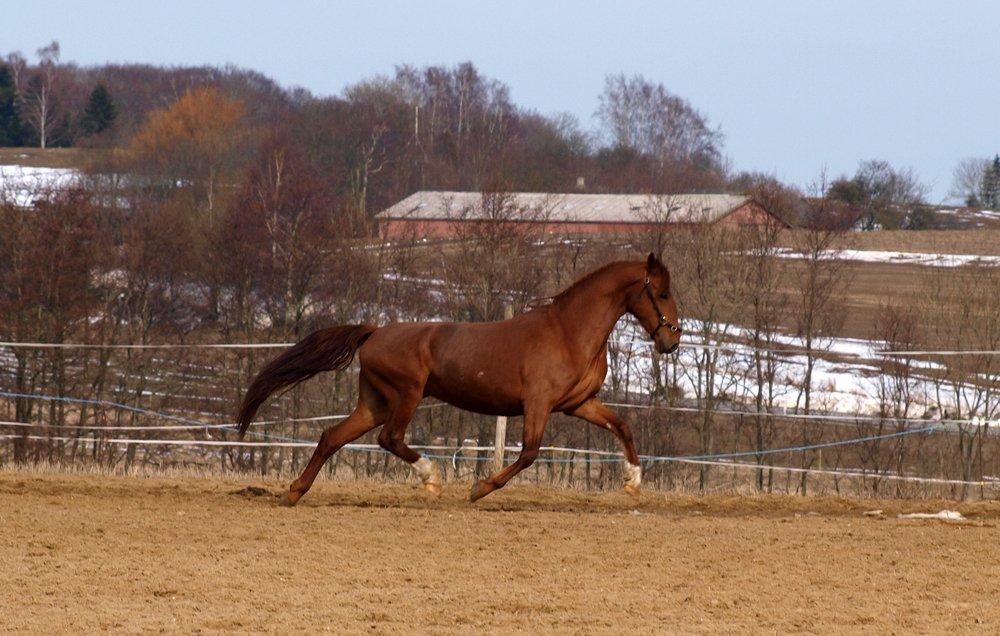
xmin=376 ymin=191 xmax=787 ymax=237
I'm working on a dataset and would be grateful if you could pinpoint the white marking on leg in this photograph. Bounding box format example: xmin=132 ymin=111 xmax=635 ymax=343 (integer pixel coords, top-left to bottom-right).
xmin=623 ymin=461 xmax=642 ymax=489
xmin=412 ymin=456 xmax=441 ymax=486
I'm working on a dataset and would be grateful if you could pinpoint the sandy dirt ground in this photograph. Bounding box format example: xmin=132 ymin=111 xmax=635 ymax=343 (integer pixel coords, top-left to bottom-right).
xmin=2 ymin=471 xmax=999 ymax=633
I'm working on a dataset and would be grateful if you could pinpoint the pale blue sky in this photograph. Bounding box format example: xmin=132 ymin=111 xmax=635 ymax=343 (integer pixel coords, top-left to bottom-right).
xmin=2 ymin=1 xmax=997 ymax=201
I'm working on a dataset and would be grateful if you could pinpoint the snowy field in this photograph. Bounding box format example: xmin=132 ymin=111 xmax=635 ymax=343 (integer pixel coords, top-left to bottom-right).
xmin=773 ymin=247 xmax=1000 ymax=267
xmin=0 ymin=165 xmax=80 ymax=206
xmin=932 ymin=206 xmax=1000 ymax=229
xmin=610 ymin=318 xmax=992 ymax=422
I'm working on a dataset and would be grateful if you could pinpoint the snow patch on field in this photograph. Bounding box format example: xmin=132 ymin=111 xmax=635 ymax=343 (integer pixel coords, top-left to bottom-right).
xmin=936 ymin=206 xmax=1000 ymax=220
xmin=0 ymin=165 xmax=80 ymax=206
xmin=773 ymin=248 xmax=1000 ymax=267
xmin=607 ymin=319 xmax=966 ymax=418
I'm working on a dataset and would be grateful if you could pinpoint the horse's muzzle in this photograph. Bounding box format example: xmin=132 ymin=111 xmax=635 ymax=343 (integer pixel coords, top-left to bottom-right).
xmin=655 ymin=341 xmax=680 ymax=355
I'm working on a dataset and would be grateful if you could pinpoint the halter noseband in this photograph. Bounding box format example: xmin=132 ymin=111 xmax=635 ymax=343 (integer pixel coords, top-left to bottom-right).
xmin=641 ymin=276 xmax=683 ymax=338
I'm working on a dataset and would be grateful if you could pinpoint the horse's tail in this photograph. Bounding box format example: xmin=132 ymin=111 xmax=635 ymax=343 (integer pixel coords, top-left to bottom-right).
xmin=236 ymin=325 xmax=377 ymax=438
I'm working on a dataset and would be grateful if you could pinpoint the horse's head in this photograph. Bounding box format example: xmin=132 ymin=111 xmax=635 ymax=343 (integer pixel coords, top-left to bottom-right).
xmin=627 ymin=253 xmax=683 ymax=355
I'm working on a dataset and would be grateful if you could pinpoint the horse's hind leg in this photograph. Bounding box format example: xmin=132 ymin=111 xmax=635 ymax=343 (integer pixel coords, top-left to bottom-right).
xmin=377 ymin=394 xmax=443 ymax=495
xmin=283 ymin=386 xmax=384 ymax=506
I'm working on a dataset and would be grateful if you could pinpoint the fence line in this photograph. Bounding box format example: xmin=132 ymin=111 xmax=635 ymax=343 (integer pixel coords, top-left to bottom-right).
xmin=451 ymin=422 xmax=943 ymax=465
xmin=3 ymin=339 xmax=1000 ymax=356
xmin=0 ymin=412 xmax=946 ymax=462
xmin=604 ymin=401 xmax=991 ymax=427
xmin=0 ymin=341 xmax=294 ymax=349
xmin=0 ymin=390 xmax=445 ymax=431
xmin=2 ymin=388 xmax=995 ymax=493
xmin=1 ymin=434 xmax=989 ymax=488
xmin=1 ymin=388 xmax=988 ymax=433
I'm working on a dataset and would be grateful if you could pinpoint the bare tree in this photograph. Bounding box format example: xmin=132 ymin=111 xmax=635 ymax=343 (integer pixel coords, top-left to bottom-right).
xmin=438 ymin=191 xmax=552 ymax=322
xmin=597 ymin=73 xmax=723 ymax=188
xmin=866 ymin=302 xmax=924 ymax=497
xmin=921 ymin=264 xmax=1000 ymax=498
xmin=787 ymin=184 xmax=852 ymax=493
xmin=663 ymin=223 xmax=744 ymax=490
xmin=633 ymin=194 xmax=682 ymax=257
xmin=211 ymin=132 xmax=352 ymax=471
xmin=734 ymin=220 xmax=788 ymax=490
xmin=428 ymin=190 xmax=553 ymax=473
xmin=631 ymin=194 xmax=685 ymax=402
xmin=21 ymin=41 xmax=61 ymax=148
xmin=4 ymin=51 xmax=26 ymax=93
xmin=0 ymin=186 xmax=109 ymax=461
xmin=949 ymin=157 xmax=990 ymax=207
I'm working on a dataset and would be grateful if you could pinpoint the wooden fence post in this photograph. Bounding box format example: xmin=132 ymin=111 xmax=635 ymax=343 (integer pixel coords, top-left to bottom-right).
xmin=494 ymin=416 xmax=507 ymax=472
xmin=493 ymin=303 xmax=515 ymax=472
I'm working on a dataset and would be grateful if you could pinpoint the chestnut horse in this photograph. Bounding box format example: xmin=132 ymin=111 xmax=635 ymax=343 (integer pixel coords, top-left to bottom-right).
xmin=236 ymin=253 xmax=682 ymax=504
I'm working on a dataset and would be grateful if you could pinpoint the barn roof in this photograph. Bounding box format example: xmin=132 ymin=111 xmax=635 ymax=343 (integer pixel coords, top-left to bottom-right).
xmin=377 ymin=191 xmax=757 ymax=224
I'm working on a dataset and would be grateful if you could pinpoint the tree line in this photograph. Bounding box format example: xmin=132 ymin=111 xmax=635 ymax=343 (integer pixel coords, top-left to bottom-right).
xmin=5 ymin=40 xmax=985 ymax=231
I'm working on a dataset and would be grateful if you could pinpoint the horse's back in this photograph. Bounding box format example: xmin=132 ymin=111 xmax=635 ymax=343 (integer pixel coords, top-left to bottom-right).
xmin=359 ymin=315 xmax=558 ymax=415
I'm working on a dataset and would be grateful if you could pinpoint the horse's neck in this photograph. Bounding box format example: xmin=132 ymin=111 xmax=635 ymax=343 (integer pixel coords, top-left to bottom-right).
xmin=551 ymin=262 xmax=640 ymax=360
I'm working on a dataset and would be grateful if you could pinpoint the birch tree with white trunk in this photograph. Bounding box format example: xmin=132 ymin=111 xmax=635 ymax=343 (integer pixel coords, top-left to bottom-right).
xmin=22 ymin=42 xmax=61 ymax=149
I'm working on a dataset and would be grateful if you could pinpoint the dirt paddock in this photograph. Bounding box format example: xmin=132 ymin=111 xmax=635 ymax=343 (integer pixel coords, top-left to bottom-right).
xmin=2 ymin=471 xmax=999 ymax=633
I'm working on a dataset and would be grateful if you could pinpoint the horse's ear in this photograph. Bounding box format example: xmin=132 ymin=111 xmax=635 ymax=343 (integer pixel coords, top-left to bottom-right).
xmin=646 ymin=252 xmax=664 ymax=274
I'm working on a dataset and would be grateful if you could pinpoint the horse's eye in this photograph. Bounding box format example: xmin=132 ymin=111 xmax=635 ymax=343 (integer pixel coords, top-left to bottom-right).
xmin=659 ymin=293 xmax=669 ymax=300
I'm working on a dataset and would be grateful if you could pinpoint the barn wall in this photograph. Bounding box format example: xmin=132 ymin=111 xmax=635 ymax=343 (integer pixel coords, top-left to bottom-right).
xmin=714 ymin=202 xmax=786 ymax=227
xmin=380 ymin=202 xmax=785 ymax=237
xmin=379 ymin=219 xmax=681 ymax=238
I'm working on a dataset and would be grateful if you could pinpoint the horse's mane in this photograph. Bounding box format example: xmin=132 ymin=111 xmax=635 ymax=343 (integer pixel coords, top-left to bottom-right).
xmin=552 ymin=260 xmax=637 ymax=304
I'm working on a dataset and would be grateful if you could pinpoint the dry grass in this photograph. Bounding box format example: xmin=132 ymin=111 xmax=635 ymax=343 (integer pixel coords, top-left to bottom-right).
xmin=779 ymin=228 xmax=1000 ymax=255
xmin=774 ymin=258 xmax=957 ymax=338
xmin=0 ymin=147 xmax=93 ymax=170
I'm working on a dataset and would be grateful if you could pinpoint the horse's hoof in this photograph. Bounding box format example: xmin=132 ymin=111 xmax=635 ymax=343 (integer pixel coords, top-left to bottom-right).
xmin=278 ymin=491 xmax=300 ymax=507
xmin=622 ymin=463 xmax=642 ymax=498
xmin=469 ymin=480 xmax=492 ymax=503
xmin=413 ymin=457 xmax=443 ymax=497
xmin=423 ymin=482 xmax=443 ymax=497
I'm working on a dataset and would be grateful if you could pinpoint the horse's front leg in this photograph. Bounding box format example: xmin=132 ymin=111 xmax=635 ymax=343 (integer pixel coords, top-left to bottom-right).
xmin=566 ymin=398 xmax=642 ymax=497
xmin=469 ymin=403 xmax=549 ymax=503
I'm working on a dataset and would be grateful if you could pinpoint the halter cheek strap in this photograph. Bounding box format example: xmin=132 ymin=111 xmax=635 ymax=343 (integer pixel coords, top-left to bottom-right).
xmin=642 ymin=276 xmax=683 ymax=338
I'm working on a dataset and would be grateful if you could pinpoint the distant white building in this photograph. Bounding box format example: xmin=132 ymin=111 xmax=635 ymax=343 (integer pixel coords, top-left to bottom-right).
xmin=377 ymin=191 xmax=787 ymax=237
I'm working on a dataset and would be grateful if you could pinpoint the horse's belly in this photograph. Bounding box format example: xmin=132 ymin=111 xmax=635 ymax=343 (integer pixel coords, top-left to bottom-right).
xmin=424 ymin=378 xmax=522 ymax=415
xmin=420 ymin=320 xmax=600 ymax=416
xmin=424 ymin=370 xmax=524 ymax=416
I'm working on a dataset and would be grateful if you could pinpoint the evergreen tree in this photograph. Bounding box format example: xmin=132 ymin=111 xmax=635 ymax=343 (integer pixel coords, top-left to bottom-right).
xmin=0 ymin=65 xmax=24 ymax=146
xmin=979 ymin=155 xmax=1000 ymax=209
xmin=80 ymin=83 xmax=116 ymax=136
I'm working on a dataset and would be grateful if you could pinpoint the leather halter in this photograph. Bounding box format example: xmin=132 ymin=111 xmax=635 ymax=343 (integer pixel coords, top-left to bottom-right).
xmin=641 ymin=276 xmax=683 ymax=338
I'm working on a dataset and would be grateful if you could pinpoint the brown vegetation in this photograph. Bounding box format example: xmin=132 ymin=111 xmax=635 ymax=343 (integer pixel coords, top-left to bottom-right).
xmin=0 ymin=146 xmax=89 ymax=168
xmin=1 ymin=55 xmax=999 ymax=500
xmin=2 ymin=178 xmax=999 ymax=498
